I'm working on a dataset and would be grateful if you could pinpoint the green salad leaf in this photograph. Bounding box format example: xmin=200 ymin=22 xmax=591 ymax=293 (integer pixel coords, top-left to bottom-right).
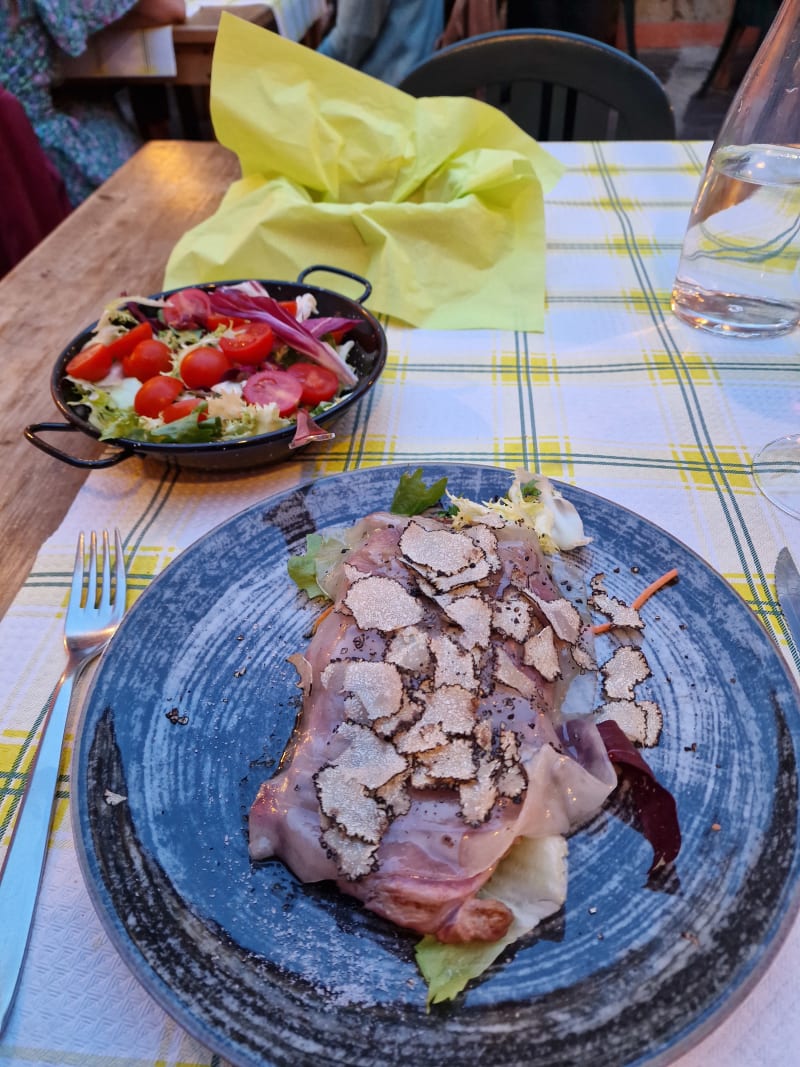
xmin=390 ymin=469 xmax=449 ymax=516
xmin=415 ymin=835 xmax=567 ymax=1006
xmin=287 ymin=533 xmax=346 ymax=599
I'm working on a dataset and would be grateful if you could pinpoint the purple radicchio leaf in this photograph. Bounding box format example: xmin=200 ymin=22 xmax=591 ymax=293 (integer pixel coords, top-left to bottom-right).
xmin=208 ymin=288 xmax=358 ymax=387
xmin=597 ymin=718 xmax=681 ymax=875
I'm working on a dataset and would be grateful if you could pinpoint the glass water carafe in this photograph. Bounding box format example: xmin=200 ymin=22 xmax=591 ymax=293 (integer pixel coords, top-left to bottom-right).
xmin=671 ymin=0 xmax=800 ymax=338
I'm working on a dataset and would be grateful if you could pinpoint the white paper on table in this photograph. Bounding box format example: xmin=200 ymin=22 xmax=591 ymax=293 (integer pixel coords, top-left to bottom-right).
xmin=57 ymin=26 xmax=176 ymax=78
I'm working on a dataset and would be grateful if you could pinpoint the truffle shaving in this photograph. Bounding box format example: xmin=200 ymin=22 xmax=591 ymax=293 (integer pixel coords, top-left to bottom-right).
xmin=344 ymin=575 xmax=424 ymax=632
xmin=520 ymin=588 xmax=582 ymax=643
xmin=431 ymin=634 xmax=478 ymax=690
xmin=589 ymin=574 xmax=644 ymax=630
xmin=494 ymin=646 xmax=539 ymax=700
xmin=492 ymin=593 xmax=533 ymax=642
xmin=386 ymin=626 xmax=430 ymax=671
xmin=444 ymin=595 xmax=492 ymax=651
xmin=399 ymin=521 xmax=485 ymax=576
xmin=602 ymin=646 xmax=651 ymax=700
xmin=341 ymin=661 xmax=404 ymax=721
xmin=415 ymin=738 xmax=477 ymax=782
xmin=523 ymin=625 xmax=560 ymax=681
xmin=595 ymin=699 xmax=663 ymax=747
xmin=315 ymin=766 xmax=388 ymax=843
xmin=459 ymin=754 xmax=499 ymax=825
xmin=321 ymin=824 xmax=379 ymax=880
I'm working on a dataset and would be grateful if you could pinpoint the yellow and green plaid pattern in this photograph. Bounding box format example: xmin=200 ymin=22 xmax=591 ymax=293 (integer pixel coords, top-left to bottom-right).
xmin=1 ymin=140 xmax=799 ymax=1067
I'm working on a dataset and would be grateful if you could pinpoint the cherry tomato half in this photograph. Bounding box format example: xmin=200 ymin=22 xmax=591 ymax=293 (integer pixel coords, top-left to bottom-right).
xmin=207 ymin=313 xmax=247 ymax=332
xmin=122 ymin=338 xmax=173 ymax=382
xmin=162 ymin=287 xmax=212 ymax=330
xmin=134 ymin=375 xmax=183 ymax=417
xmin=105 ymin=320 xmax=153 ymax=362
xmin=180 ymin=346 xmax=231 ymax=389
xmin=161 ymin=397 xmax=207 ymax=424
xmin=65 ymin=343 xmax=113 ymax=382
xmin=219 ymin=323 xmax=275 ymax=365
xmin=285 ymin=362 xmax=339 ymax=406
xmin=242 ymin=369 xmax=303 ymax=416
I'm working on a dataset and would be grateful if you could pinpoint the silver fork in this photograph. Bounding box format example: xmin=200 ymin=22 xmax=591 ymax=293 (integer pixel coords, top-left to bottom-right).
xmin=0 ymin=530 xmax=126 ymax=1035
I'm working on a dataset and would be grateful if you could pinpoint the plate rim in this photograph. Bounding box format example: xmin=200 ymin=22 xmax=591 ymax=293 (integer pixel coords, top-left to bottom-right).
xmin=71 ymin=462 xmax=800 ymax=1067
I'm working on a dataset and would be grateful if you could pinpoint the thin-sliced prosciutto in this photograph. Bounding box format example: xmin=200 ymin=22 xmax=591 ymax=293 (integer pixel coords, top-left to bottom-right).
xmin=249 ymin=510 xmax=618 ymax=943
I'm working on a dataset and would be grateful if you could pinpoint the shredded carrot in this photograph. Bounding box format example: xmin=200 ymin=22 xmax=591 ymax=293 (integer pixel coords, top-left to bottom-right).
xmin=311 ymin=602 xmax=335 ymax=633
xmin=631 ymin=568 xmax=679 ymax=611
xmin=591 ymin=568 xmax=679 ymax=635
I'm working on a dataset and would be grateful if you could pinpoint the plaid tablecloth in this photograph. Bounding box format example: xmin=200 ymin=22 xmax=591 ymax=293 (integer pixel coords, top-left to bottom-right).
xmin=2 ymin=140 xmax=800 ymax=1066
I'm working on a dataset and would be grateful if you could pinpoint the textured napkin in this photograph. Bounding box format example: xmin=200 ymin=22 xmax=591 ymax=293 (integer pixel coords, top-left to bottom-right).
xmin=164 ymin=12 xmax=563 ymax=330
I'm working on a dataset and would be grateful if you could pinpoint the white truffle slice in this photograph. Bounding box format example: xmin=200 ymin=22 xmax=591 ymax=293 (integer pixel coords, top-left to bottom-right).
xmin=523 ymin=625 xmax=560 ymax=681
xmin=316 ymin=767 xmax=388 ymax=843
xmin=386 ymin=626 xmax=430 ymax=671
xmin=459 ymin=754 xmax=499 ymax=825
xmin=396 ymin=685 xmax=472 ymax=750
xmin=463 ymin=524 xmax=501 ymax=572
xmin=521 ymin=588 xmax=582 ymax=644
xmin=375 ymin=771 xmax=412 ymax=817
xmin=589 ymin=574 xmax=644 ymax=630
xmin=494 ymin=647 xmax=539 ymax=700
xmin=595 ymin=699 xmax=663 ymax=747
xmin=431 ymin=634 xmax=478 ymax=690
xmin=492 ymin=593 xmax=532 ymax=642
xmin=344 ymin=575 xmax=423 ymax=632
xmin=399 ymin=521 xmax=485 ymax=575
xmin=571 ymin=628 xmax=598 ymax=671
xmin=320 ymin=824 xmax=379 ymax=880
xmin=444 ymin=595 xmax=492 ymax=651
xmin=341 ymin=661 xmax=404 ymax=721
xmin=415 ymin=738 xmax=477 ymax=782
xmin=602 ymin=646 xmax=651 ymax=700
xmin=333 ymin=721 xmax=407 ymax=788
xmin=372 ymin=694 xmax=423 ymax=739
xmin=497 ymin=725 xmax=527 ymax=799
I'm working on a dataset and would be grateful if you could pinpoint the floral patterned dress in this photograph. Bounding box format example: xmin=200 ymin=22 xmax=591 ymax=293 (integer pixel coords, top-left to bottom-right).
xmin=0 ymin=0 xmax=143 ymax=206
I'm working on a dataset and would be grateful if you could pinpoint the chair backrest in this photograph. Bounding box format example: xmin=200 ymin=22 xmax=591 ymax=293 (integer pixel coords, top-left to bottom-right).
xmin=398 ymin=28 xmax=676 ymax=141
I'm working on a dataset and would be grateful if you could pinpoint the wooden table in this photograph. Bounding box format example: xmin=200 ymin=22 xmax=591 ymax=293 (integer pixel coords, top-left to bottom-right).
xmin=0 ymin=140 xmax=239 ymax=619
xmin=171 ymin=4 xmax=275 ymax=86
xmin=60 ymin=5 xmax=327 ymax=138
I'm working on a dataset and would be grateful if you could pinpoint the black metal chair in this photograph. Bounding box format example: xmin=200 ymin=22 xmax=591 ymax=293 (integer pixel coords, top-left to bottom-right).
xmin=398 ymin=28 xmax=676 ymax=141
xmin=697 ymin=0 xmax=780 ymax=96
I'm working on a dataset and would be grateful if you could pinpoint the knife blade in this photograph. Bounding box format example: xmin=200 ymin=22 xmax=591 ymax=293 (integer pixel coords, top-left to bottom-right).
xmin=776 ymin=547 xmax=800 ymax=648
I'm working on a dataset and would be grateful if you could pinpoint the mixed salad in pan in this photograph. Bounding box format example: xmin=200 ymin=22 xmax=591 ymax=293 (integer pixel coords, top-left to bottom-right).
xmin=64 ymin=282 xmax=363 ymax=449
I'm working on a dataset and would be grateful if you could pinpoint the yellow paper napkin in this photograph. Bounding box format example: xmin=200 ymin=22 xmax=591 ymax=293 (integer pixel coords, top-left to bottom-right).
xmin=164 ymin=12 xmax=564 ymax=330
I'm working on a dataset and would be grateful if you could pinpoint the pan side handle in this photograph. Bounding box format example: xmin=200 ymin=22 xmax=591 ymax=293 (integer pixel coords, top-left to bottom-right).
xmin=296 ymin=265 xmax=372 ymax=305
xmin=23 ymin=422 xmax=133 ymax=469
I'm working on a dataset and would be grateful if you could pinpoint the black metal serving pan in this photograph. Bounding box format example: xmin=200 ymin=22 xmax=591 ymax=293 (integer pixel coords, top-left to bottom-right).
xmin=24 ymin=265 xmax=387 ymax=472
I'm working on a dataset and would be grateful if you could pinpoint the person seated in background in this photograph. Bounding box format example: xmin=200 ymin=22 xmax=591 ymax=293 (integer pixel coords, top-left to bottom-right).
xmin=317 ymin=0 xmax=443 ymax=86
xmin=0 ymin=0 xmax=186 ymax=209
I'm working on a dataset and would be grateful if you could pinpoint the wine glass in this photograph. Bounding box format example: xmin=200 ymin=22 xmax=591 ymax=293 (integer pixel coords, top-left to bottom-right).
xmin=753 ymin=433 xmax=800 ymax=518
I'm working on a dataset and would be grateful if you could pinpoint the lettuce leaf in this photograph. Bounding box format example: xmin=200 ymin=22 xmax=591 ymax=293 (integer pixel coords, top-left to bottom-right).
xmin=390 ymin=469 xmax=449 ymax=516
xmin=447 ymin=469 xmax=589 ymax=552
xmin=287 ymin=533 xmax=346 ymax=599
xmin=415 ymin=835 xmax=567 ymax=1006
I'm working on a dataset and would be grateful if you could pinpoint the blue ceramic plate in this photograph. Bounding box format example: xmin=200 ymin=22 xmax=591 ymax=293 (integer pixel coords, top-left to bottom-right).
xmin=72 ymin=465 xmax=800 ymax=1067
